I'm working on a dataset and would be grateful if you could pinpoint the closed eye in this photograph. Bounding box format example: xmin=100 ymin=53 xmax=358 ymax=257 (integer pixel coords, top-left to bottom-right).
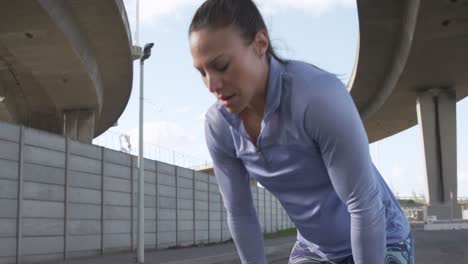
xmin=217 ymin=63 xmax=229 ymax=72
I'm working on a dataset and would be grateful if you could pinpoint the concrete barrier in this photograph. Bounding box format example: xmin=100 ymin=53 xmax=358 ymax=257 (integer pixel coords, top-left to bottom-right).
xmin=0 ymin=121 xmax=294 ymax=263
xmin=424 ymin=220 xmax=468 ymax=231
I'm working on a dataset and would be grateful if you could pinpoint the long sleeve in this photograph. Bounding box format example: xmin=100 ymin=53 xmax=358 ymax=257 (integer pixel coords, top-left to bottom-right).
xmin=304 ymin=74 xmax=386 ymax=263
xmin=205 ymin=115 xmax=267 ymax=264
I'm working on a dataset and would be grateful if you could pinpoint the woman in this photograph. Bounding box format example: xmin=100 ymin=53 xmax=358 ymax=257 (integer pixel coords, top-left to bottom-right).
xmin=188 ymin=1 xmax=414 ymax=263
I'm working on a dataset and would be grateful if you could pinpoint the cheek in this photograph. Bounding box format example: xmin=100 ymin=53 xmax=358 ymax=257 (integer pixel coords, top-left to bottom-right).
xmin=226 ymin=65 xmax=246 ymax=87
xmin=233 ymin=65 xmax=254 ymax=92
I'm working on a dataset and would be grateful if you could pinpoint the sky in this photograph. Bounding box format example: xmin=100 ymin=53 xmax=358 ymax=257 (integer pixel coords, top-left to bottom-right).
xmin=93 ymin=0 xmax=468 ymax=198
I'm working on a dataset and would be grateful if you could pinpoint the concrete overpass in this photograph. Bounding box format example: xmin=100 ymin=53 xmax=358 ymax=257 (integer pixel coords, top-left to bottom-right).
xmin=349 ymin=0 xmax=468 ymax=220
xmin=0 ymin=0 xmax=465 ymax=222
xmin=0 ymin=0 xmax=133 ymax=143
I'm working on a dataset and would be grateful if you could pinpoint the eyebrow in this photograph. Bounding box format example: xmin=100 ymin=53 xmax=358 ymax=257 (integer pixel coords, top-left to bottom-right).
xmin=194 ymin=54 xmax=225 ymax=71
xmin=208 ymin=54 xmax=225 ymax=66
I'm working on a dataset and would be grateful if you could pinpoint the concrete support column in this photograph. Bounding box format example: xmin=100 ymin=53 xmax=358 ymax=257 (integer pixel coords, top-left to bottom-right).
xmin=416 ymin=88 xmax=462 ymax=220
xmin=63 ymin=109 xmax=95 ymax=143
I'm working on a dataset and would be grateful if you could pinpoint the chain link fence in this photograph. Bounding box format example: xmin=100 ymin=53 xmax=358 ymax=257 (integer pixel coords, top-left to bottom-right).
xmin=93 ymin=130 xmax=212 ymax=170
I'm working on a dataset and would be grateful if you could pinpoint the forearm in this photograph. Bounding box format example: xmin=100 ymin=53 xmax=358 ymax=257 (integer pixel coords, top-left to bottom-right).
xmin=228 ymin=214 xmax=267 ymax=264
xmin=349 ymin=205 xmax=386 ymax=263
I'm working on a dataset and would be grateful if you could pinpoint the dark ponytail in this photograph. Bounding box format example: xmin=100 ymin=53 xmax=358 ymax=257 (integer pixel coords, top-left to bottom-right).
xmin=189 ymin=0 xmax=284 ymax=63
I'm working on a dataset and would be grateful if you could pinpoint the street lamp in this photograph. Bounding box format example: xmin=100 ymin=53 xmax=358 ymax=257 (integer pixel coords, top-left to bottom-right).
xmin=137 ymin=42 xmax=154 ymax=264
xmin=141 ymin=43 xmax=154 ymax=61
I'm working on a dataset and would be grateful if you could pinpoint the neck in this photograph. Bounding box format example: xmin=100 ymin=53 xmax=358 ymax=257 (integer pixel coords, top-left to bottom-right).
xmin=245 ymin=56 xmax=270 ymax=118
xmin=245 ymin=95 xmax=265 ymax=118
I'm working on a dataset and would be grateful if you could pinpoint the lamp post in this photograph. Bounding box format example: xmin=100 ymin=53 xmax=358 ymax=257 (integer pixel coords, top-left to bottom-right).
xmin=137 ymin=42 xmax=154 ymax=264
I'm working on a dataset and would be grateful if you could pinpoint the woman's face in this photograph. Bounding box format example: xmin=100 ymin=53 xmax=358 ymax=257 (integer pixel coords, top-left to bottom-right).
xmin=189 ymin=26 xmax=268 ymax=113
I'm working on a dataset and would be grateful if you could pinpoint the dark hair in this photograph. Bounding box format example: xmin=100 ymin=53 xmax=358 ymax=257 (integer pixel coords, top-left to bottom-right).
xmin=189 ymin=0 xmax=283 ymax=63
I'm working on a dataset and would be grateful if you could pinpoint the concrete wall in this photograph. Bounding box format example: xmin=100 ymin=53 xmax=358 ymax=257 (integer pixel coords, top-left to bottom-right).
xmin=424 ymin=220 xmax=468 ymax=230
xmin=0 ymin=122 xmax=294 ymax=264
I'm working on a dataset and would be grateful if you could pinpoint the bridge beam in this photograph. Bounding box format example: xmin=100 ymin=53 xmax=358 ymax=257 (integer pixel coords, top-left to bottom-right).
xmin=416 ymin=88 xmax=462 ymax=220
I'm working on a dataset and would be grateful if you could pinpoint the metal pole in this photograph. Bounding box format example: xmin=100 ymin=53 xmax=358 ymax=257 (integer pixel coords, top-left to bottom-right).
xmin=135 ymin=0 xmax=139 ymax=45
xmin=137 ymin=59 xmax=145 ymax=264
xmin=64 ymin=138 xmax=70 ymax=259
xmin=137 ymin=42 xmax=154 ymax=264
xmin=131 ymin=157 xmax=134 ymax=251
xmin=450 ymin=191 xmax=453 ymax=221
xmin=16 ymin=126 xmax=24 ymax=264
xmin=100 ymin=149 xmax=105 ymax=254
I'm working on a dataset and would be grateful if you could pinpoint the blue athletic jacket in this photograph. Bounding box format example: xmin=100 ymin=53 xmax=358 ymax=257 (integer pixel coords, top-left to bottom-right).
xmin=204 ymin=57 xmax=410 ymax=264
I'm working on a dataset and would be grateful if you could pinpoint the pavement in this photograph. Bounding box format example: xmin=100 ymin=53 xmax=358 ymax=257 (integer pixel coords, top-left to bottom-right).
xmin=48 ymin=226 xmax=468 ymax=264
xmin=49 ymin=235 xmax=294 ymax=264
xmin=413 ymin=228 xmax=468 ymax=263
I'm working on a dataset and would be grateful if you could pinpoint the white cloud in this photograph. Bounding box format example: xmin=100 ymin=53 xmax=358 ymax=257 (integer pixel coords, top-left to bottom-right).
xmin=124 ymin=120 xmax=210 ymax=167
xmin=385 ymin=159 xmax=468 ymax=199
xmin=175 ymin=106 xmax=192 ymax=113
xmin=123 ymin=0 xmax=203 ymax=28
xmin=123 ymin=0 xmax=356 ymax=30
xmin=386 ymin=163 xmax=426 ymax=198
xmin=127 ymin=121 xmax=194 ymax=150
xmin=458 ymin=161 xmax=468 ymax=197
xmin=389 ymin=164 xmax=405 ymax=196
xmin=198 ymin=111 xmax=206 ymax=122
xmin=256 ymin=0 xmax=355 ymax=15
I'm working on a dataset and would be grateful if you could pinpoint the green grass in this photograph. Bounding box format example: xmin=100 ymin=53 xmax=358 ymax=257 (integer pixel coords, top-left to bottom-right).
xmin=264 ymin=228 xmax=297 ymax=239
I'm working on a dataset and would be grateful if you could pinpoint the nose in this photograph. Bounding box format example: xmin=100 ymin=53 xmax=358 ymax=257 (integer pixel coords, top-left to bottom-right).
xmin=206 ymin=74 xmax=222 ymax=93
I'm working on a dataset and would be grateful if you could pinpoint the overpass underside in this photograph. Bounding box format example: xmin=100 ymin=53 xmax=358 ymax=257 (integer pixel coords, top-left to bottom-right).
xmin=351 ymin=0 xmax=468 ymax=220
xmin=0 ymin=0 xmax=133 ymax=143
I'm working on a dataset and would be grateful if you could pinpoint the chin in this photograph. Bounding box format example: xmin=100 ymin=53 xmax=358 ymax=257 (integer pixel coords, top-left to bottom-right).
xmin=223 ymin=105 xmax=243 ymax=114
xmin=223 ymin=106 xmax=237 ymax=113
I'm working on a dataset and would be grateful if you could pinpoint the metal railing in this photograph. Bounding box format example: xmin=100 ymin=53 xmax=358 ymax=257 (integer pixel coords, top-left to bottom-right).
xmin=92 ymin=130 xmax=211 ymax=169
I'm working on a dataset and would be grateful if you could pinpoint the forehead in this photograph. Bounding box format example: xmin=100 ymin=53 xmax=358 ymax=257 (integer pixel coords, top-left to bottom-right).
xmin=189 ymin=26 xmax=245 ymax=61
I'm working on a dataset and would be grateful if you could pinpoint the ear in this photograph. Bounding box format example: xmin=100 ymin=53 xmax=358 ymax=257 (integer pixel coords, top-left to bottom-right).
xmin=253 ymin=30 xmax=269 ymax=58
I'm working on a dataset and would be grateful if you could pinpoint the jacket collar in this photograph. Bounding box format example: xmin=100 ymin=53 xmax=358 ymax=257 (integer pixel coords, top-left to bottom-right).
xmin=217 ymin=56 xmax=285 ymax=130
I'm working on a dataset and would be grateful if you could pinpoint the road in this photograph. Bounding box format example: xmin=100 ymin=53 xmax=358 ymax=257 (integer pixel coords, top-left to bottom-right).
xmin=50 ymin=228 xmax=468 ymax=264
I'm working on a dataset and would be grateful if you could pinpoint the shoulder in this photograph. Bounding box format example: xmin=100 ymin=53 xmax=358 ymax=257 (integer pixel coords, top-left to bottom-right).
xmin=205 ymin=102 xmax=224 ymax=128
xmin=281 ymin=60 xmax=348 ymax=113
xmin=205 ymin=102 xmax=229 ymax=139
xmin=283 ymin=60 xmax=345 ymax=96
xmin=283 ymin=63 xmax=363 ymax=142
xmin=204 ymin=102 xmax=235 ymax=156
xmin=283 ymin=59 xmax=329 ymax=78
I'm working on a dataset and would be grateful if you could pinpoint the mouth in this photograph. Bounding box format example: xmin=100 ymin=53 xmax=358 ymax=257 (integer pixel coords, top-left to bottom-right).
xmin=220 ymin=94 xmax=235 ymax=101
xmin=219 ymin=94 xmax=236 ymax=107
